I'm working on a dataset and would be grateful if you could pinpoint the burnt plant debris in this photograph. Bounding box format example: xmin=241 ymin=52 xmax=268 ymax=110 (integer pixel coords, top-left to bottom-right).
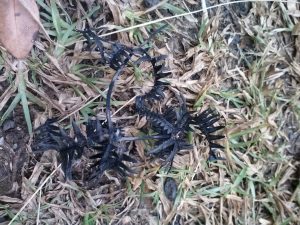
xmin=136 ymin=88 xmax=225 ymax=168
xmin=32 ymin=118 xmax=137 ymax=180
xmin=164 ymin=177 xmax=177 ymax=202
xmin=136 ymin=94 xmax=193 ymax=169
xmin=31 ymin=25 xmax=225 ymax=181
xmin=191 ymin=108 xmax=225 ymax=161
xmin=86 ymin=119 xmax=137 ymax=180
xmin=32 ymin=118 xmax=85 ymax=180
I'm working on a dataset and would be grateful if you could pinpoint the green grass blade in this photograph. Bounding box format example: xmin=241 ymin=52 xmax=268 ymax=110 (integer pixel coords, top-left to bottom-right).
xmin=50 ymin=0 xmax=62 ymax=39
xmin=0 ymin=93 xmax=21 ymax=125
xmin=18 ymin=70 xmax=32 ymax=136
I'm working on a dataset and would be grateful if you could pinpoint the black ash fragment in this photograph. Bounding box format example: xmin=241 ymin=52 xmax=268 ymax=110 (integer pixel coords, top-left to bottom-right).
xmin=136 ymin=80 xmax=225 ymax=169
xmin=164 ymin=177 xmax=177 ymax=202
xmin=32 ymin=119 xmax=137 ymax=180
xmin=136 ymin=95 xmax=193 ymax=170
xmin=191 ymin=108 xmax=225 ymax=161
xmin=32 ymin=119 xmax=86 ymax=180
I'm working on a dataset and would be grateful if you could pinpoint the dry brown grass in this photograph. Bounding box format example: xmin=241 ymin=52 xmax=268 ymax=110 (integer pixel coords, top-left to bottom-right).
xmin=0 ymin=0 xmax=299 ymax=225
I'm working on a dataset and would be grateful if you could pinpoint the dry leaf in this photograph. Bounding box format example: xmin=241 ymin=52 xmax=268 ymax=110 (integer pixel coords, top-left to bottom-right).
xmin=0 ymin=196 xmax=23 ymax=204
xmin=180 ymin=52 xmax=209 ymax=80
xmin=106 ymin=0 xmax=124 ymax=25
xmin=157 ymin=180 xmax=172 ymax=216
xmin=0 ymin=0 xmax=40 ymax=59
xmin=292 ymin=22 xmax=300 ymax=36
xmin=105 ymin=0 xmax=128 ymax=42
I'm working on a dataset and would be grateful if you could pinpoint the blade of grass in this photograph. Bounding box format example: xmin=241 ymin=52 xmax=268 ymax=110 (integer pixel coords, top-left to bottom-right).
xmin=17 ymin=62 xmax=32 ymax=136
xmin=0 ymin=93 xmax=21 ymax=125
xmin=193 ymin=89 xmax=207 ymax=109
xmin=25 ymin=91 xmax=46 ymax=108
xmin=232 ymin=167 xmax=248 ymax=188
xmin=50 ymin=0 xmax=62 ymax=39
xmin=229 ymin=125 xmax=265 ymax=139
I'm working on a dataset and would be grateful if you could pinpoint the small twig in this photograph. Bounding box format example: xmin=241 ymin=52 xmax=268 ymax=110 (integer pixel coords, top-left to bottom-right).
xmin=36 ymin=190 xmax=42 ymax=225
xmin=106 ymin=65 xmax=127 ymax=137
xmin=58 ymin=92 xmax=104 ymax=123
xmin=118 ymin=135 xmax=169 ymax=142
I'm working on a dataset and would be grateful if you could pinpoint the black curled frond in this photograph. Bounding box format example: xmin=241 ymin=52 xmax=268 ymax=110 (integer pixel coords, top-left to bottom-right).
xmin=191 ymin=108 xmax=225 ymax=161
xmin=31 ymin=23 xmax=226 ymax=183
xmin=136 ymin=72 xmax=225 ymax=169
xmin=83 ymin=119 xmax=137 ymax=179
xmin=32 ymin=118 xmax=137 ymax=180
xmin=136 ymin=97 xmax=174 ymax=135
xmin=99 ymin=126 xmax=137 ymax=176
xmin=77 ymin=25 xmax=166 ymax=72
xmin=136 ymin=93 xmax=193 ymax=168
xmin=90 ymin=148 xmax=137 ymax=179
xmin=142 ymin=56 xmax=171 ymax=102
xmin=32 ymin=118 xmax=61 ymax=152
xmin=32 ymin=119 xmax=87 ymax=180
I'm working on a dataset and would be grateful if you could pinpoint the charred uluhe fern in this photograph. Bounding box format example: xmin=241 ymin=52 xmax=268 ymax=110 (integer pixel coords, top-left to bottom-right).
xmin=32 ymin=24 xmax=226 ymax=181
xmin=87 ymin=119 xmax=137 ymax=179
xmin=192 ymin=109 xmax=225 ymax=161
xmin=136 ymin=95 xmax=193 ymax=168
xmin=32 ymin=119 xmax=86 ymax=180
xmin=134 ymin=56 xmax=197 ymax=168
xmin=31 ymin=26 xmax=165 ymax=180
xmin=32 ymin=119 xmax=136 ymax=180
xmin=135 ymin=60 xmax=225 ymax=167
xmin=75 ymin=26 xmax=159 ymax=179
xmin=76 ymin=26 xmax=170 ymax=177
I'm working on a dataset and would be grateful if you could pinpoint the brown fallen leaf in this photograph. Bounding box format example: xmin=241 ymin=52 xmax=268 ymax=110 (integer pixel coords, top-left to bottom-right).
xmin=0 ymin=0 xmax=40 ymax=59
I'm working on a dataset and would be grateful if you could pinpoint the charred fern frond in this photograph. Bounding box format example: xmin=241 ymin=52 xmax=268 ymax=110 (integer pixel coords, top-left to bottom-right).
xmin=134 ymin=56 xmax=194 ymax=167
xmin=191 ymin=109 xmax=225 ymax=161
xmin=88 ymin=122 xmax=137 ymax=179
xmin=143 ymin=56 xmax=171 ymax=102
xmin=32 ymin=119 xmax=86 ymax=180
xmin=77 ymin=25 xmax=168 ymax=177
xmin=90 ymin=148 xmax=136 ymax=179
xmin=136 ymin=94 xmax=193 ymax=168
xmin=147 ymin=109 xmax=192 ymax=166
xmin=32 ymin=118 xmax=61 ymax=151
xmin=136 ymin=69 xmax=225 ymax=167
xmin=139 ymin=105 xmax=225 ymax=167
xmin=77 ymin=26 xmax=154 ymax=71
xmin=136 ymin=96 xmax=174 ymax=134
xmin=32 ymin=119 xmax=136 ymax=180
